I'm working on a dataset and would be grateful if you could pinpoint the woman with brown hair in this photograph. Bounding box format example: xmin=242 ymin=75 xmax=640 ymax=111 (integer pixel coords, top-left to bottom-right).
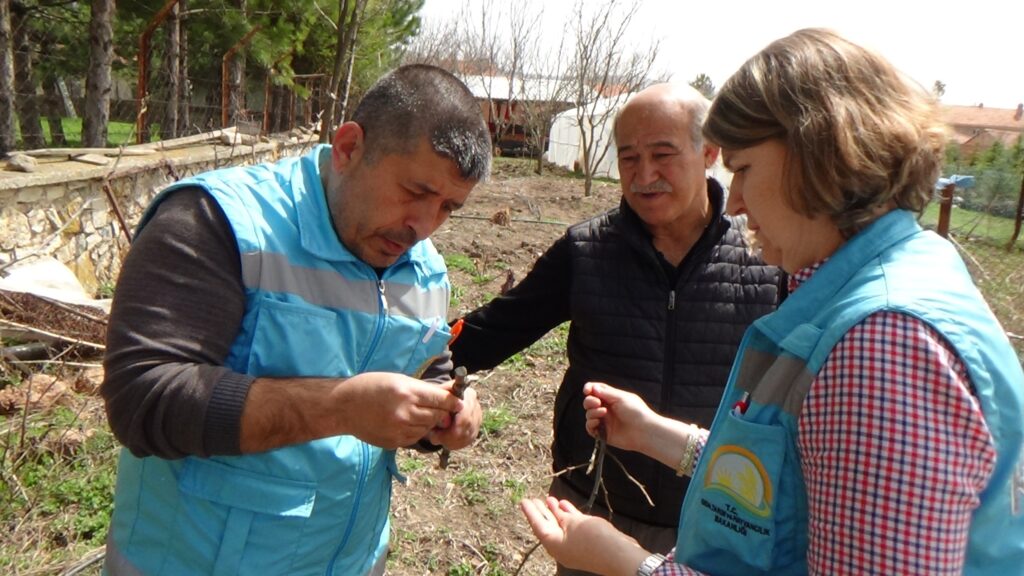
xmin=520 ymin=28 xmax=1024 ymax=576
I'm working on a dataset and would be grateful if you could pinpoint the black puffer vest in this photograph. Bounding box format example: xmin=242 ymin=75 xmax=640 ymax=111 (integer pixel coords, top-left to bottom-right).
xmin=555 ymin=179 xmax=783 ymax=526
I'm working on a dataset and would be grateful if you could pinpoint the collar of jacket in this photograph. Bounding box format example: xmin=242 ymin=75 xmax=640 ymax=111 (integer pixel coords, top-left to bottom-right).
xmin=295 ymin=145 xmax=438 ymax=276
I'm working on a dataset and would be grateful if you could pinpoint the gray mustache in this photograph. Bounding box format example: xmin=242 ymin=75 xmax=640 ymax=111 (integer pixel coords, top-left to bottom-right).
xmin=630 ymin=180 xmax=673 ymax=194
xmin=382 ymin=227 xmax=418 ymax=247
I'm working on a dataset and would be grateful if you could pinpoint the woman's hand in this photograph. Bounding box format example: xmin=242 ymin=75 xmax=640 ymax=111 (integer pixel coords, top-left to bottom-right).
xmin=520 ymin=496 xmax=649 ymax=576
xmin=583 ymin=381 xmax=657 ymax=453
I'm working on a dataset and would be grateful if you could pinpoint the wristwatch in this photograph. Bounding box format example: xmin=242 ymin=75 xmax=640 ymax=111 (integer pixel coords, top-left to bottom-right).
xmin=636 ymin=552 xmax=667 ymax=576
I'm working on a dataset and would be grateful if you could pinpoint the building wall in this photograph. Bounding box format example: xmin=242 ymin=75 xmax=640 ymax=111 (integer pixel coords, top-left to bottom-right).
xmin=0 ymin=138 xmax=311 ymax=296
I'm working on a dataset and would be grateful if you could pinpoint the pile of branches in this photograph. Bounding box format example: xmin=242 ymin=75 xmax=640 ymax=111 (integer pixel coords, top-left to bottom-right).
xmin=0 ymin=289 xmax=107 ymax=362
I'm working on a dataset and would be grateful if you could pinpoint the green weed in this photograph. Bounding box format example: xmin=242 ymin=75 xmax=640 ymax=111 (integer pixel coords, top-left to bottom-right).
xmin=503 ymin=478 xmax=527 ymax=504
xmin=448 ymin=562 xmax=475 ymax=576
xmin=444 ymin=253 xmax=477 ymax=275
xmin=481 ymin=407 xmax=516 ymax=437
xmin=453 ymin=468 xmax=489 ymax=505
xmin=450 ymin=284 xmax=465 ymax=309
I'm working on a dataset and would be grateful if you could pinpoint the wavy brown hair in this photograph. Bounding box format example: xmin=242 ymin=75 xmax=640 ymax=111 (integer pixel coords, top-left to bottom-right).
xmin=704 ymin=28 xmax=947 ymax=237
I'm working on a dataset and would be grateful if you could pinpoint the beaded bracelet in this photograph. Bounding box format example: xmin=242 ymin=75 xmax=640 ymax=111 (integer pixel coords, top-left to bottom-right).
xmin=675 ymin=424 xmax=700 ymax=477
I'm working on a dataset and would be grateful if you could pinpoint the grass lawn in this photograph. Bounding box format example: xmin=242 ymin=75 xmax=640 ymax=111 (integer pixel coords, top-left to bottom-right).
xmin=17 ymin=118 xmax=140 ymax=148
xmin=920 ymin=203 xmax=1022 ymax=247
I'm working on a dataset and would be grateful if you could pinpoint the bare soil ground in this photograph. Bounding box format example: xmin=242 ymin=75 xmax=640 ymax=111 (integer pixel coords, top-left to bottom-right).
xmin=388 ymin=159 xmax=621 ymax=575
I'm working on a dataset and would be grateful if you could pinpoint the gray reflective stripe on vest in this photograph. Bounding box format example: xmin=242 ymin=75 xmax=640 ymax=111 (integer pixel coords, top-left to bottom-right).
xmin=241 ymin=252 xmax=448 ymax=318
xmin=365 ymin=550 xmax=388 ymax=576
xmin=735 ymin=348 xmax=815 ymax=418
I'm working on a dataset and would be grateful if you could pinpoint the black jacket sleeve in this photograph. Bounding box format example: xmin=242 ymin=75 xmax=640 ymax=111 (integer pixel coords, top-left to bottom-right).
xmin=449 ymin=233 xmax=573 ymax=372
xmin=101 ymin=187 xmax=253 ymax=459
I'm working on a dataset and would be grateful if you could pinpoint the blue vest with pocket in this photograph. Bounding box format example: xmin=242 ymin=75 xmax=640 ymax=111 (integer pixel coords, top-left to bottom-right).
xmin=107 ymin=146 xmax=453 ymax=575
xmin=675 ymin=210 xmax=1024 ymax=575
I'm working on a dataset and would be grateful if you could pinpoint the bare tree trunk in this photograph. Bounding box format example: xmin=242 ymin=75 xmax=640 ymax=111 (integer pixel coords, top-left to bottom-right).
xmin=226 ymin=0 xmax=247 ymax=127
xmin=336 ymin=0 xmax=367 ymax=123
xmin=535 ymin=139 xmax=544 ymax=174
xmin=0 ymin=0 xmax=17 ymax=155
xmin=12 ymin=2 xmax=43 ymax=149
xmin=178 ymin=0 xmax=190 ymax=134
xmin=227 ymin=53 xmax=245 ymax=125
xmin=269 ymin=83 xmax=287 ymax=133
xmin=1007 ymin=172 xmax=1024 ymax=250
xmin=319 ymin=0 xmax=351 ymax=143
xmin=159 ymin=1 xmax=180 ymax=140
xmin=42 ymin=74 xmax=66 ymax=145
xmin=569 ymin=0 xmax=658 ymax=196
xmin=83 ymin=0 xmax=115 ymax=148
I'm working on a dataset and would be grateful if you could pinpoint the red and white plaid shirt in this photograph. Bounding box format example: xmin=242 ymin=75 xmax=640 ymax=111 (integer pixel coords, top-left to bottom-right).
xmin=656 ymin=263 xmax=997 ymax=576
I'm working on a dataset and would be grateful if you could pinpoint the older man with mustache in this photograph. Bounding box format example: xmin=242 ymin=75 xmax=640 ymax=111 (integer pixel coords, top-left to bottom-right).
xmin=449 ymin=83 xmax=784 ymax=575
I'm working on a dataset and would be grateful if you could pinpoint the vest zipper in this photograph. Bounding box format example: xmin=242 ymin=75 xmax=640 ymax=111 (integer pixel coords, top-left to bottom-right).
xmin=662 ymin=289 xmax=678 ymax=407
xmin=326 ymin=442 xmax=371 ymax=574
xmin=360 ymin=277 xmax=389 ymax=371
xmin=336 ymin=273 xmax=388 ymax=572
xmin=378 ymin=278 xmax=389 ymax=312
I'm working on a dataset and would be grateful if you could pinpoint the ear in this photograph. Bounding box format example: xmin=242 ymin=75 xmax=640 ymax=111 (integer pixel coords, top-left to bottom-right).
xmin=331 ymin=122 xmax=365 ymax=172
xmin=702 ymin=143 xmax=720 ymax=169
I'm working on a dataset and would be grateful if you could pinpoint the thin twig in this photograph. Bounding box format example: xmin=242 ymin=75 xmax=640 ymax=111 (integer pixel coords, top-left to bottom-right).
xmin=514 ymin=542 xmax=542 ymax=576
xmin=550 ymin=462 xmax=589 ymax=477
xmin=516 ymin=435 xmax=614 ymax=576
xmin=4 ymin=360 xmax=102 ymax=368
xmin=948 ymin=234 xmax=991 ymax=281
xmin=449 ymin=214 xmax=567 ymax=226
xmin=602 ymin=449 xmax=655 ymax=507
xmin=583 ymin=437 xmax=607 ymax=512
xmin=0 ymin=319 xmax=105 ymax=351
xmin=59 ymin=547 xmax=106 ymax=576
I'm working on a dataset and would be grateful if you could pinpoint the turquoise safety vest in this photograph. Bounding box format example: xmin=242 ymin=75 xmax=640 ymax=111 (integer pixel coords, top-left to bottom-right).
xmin=675 ymin=210 xmax=1024 ymax=575
xmin=107 ymin=146 xmax=453 ymax=575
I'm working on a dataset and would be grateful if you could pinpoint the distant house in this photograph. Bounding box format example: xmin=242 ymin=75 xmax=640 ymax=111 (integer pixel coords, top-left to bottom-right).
xmin=943 ymin=103 xmax=1024 ymax=158
xmin=459 ymin=74 xmax=580 ymax=155
xmin=546 ymin=96 xmax=625 ymax=179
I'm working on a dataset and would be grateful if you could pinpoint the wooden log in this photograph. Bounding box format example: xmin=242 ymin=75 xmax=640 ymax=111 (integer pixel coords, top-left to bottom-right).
xmin=22 ymin=147 xmax=155 ymax=157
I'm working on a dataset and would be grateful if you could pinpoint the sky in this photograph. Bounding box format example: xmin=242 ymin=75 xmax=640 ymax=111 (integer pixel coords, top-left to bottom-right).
xmin=418 ymin=0 xmax=1024 ymax=110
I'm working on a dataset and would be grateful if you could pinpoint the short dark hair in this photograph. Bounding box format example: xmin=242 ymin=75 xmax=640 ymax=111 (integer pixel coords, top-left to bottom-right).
xmin=352 ymin=64 xmax=492 ymax=181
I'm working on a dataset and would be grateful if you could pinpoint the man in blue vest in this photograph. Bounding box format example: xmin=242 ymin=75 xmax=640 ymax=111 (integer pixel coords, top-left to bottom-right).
xmin=100 ymin=64 xmax=492 ymax=576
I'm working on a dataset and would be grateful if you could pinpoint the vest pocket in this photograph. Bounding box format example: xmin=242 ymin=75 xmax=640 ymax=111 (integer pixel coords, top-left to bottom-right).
xmin=686 ymin=413 xmax=786 ymax=574
xmin=401 ymin=318 xmax=451 ymax=377
xmin=174 ymin=458 xmax=317 ymax=574
xmin=247 ymin=297 xmax=345 ymax=377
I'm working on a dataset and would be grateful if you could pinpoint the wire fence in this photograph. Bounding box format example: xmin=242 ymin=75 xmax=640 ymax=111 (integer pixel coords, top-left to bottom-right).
xmin=952 ymin=238 xmax=1024 ymax=362
xmin=12 ymin=72 xmax=331 ymax=149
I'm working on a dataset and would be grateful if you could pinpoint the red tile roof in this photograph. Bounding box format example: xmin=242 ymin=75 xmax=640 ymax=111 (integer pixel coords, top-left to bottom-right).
xmin=943 ymin=104 xmax=1024 ymax=132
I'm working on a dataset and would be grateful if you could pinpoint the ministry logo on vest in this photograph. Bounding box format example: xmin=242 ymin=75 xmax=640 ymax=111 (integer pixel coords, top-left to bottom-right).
xmin=699 ymin=445 xmax=774 ymax=537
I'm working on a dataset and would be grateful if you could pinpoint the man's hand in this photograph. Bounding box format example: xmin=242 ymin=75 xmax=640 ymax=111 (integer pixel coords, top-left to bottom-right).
xmin=240 ymin=372 xmax=465 ymax=453
xmin=427 ymin=379 xmax=482 ymax=451
xmin=338 ymin=372 xmax=467 ymax=449
xmin=520 ymin=496 xmax=648 ymax=576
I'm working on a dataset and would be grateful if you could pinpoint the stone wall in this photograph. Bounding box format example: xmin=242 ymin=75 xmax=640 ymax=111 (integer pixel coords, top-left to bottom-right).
xmin=0 ymin=134 xmax=315 ymax=296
